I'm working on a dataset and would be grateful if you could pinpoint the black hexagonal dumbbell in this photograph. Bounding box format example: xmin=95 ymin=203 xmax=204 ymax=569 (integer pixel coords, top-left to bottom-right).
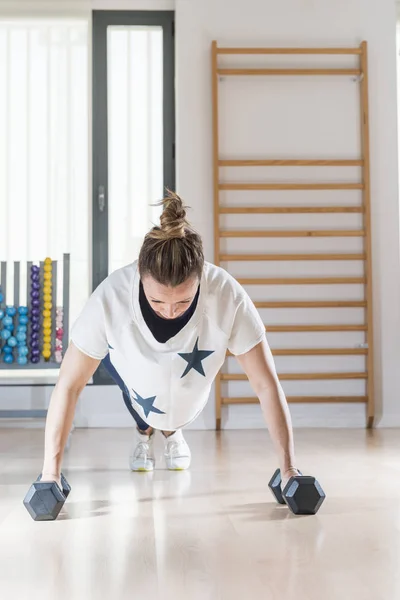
xmin=268 ymin=468 xmax=287 ymax=505
xmin=268 ymin=468 xmax=325 ymax=515
xmin=23 ymin=473 xmax=71 ymax=521
xmin=283 ymin=474 xmax=325 ymax=515
xmin=268 ymin=468 xmax=303 ymax=505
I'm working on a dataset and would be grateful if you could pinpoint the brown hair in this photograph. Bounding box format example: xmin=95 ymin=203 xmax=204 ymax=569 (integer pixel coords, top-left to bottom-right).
xmin=138 ymin=191 xmax=204 ymax=287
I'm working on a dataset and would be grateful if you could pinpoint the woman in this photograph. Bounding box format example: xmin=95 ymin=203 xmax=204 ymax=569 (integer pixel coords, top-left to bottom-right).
xmin=41 ymin=192 xmax=300 ymax=489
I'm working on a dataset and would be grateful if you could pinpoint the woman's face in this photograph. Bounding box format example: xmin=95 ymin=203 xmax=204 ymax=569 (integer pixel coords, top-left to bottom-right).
xmin=141 ymin=275 xmax=199 ymax=320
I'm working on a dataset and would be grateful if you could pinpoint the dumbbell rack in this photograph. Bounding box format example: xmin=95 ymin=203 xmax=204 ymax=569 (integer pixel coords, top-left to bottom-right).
xmin=211 ymin=42 xmax=375 ymax=429
xmin=0 ymin=253 xmax=70 ymax=421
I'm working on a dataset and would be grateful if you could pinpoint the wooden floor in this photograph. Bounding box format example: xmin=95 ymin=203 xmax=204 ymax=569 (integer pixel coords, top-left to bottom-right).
xmin=0 ymin=427 xmax=399 ymax=600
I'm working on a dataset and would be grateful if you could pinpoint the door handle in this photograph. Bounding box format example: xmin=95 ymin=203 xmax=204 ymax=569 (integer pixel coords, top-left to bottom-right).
xmin=98 ymin=185 xmax=106 ymax=212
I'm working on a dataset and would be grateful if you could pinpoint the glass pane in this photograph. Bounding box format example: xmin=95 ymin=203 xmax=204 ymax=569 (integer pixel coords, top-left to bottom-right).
xmin=107 ymin=26 xmax=163 ymax=275
xmin=0 ymin=19 xmax=89 ymax=326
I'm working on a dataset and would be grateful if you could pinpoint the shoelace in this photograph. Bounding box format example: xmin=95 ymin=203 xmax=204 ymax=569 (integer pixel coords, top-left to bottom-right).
xmin=134 ymin=441 xmax=151 ymax=459
xmin=166 ymin=440 xmax=188 ymax=457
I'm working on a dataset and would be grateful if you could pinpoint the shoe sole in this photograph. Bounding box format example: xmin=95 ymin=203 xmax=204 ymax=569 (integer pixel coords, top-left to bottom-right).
xmin=165 ymin=459 xmax=191 ymax=471
xmin=168 ymin=467 xmax=187 ymax=471
xmin=130 ymin=460 xmax=155 ymax=472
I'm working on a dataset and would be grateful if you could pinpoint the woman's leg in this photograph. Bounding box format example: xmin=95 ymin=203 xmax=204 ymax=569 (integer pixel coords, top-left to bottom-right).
xmin=101 ymin=354 xmax=152 ymax=433
xmin=101 ymin=354 xmax=156 ymax=471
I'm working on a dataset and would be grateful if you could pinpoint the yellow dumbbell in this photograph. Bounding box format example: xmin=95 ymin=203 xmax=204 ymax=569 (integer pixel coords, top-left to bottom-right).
xmin=44 ymin=328 xmax=51 ymax=337
xmin=43 ymin=310 xmax=51 ymax=318
xmin=42 ymin=350 xmax=51 ymax=359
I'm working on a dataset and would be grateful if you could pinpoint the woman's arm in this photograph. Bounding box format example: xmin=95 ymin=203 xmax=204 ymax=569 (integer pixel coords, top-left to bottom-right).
xmin=41 ymin=342 xmax=100 ymax=485
xmin=236 ymin=338 xmax=298 ymax=487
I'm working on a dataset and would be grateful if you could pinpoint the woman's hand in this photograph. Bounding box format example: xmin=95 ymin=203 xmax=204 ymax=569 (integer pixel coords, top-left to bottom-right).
xmin=40 ymin=473 xmax=62 ymax=491
xmin=281 ymin=467 xmax=301 ymax=492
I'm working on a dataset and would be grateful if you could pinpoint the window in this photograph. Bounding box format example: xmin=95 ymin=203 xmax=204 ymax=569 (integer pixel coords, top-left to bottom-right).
xmin=0 ymin=18 xmax=89 ymax=330
xmin=107 ymin=25 xmax=164 ymax=274
xmin=92 ymin=10 xmax=175 ymax=290
xmin=92 ymin=10 xmax=175 ymax=384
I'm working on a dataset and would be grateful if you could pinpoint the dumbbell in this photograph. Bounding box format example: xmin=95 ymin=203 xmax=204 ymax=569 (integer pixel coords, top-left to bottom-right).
xmin=23 ymin=473 xmax=71 ymax=521
xmin=268 ymin=468 xmax=325 ymax=515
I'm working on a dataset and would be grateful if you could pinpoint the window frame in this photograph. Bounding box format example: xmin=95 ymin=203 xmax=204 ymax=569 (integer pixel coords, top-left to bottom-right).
xmin=92 ymin=10 xmax=175 ymax=385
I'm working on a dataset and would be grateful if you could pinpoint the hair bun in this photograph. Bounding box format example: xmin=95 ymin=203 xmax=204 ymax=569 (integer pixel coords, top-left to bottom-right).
xmin=150 ymin=191 xmax=189 ymax=240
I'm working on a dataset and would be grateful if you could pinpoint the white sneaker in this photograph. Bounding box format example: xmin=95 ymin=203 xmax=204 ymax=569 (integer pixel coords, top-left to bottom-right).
xmin=129 ymin=429 xmax=155 ymax=472
xmin=164 ymin=430 xmax=191 ymax=471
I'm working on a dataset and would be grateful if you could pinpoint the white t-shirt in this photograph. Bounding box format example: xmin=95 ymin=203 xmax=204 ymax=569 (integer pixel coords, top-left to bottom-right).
xmin=71 ymin=261 xmax=265 ymax=430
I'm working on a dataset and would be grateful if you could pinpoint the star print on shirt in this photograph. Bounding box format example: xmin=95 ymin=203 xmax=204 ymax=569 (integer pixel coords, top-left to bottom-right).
xmin=178 ymin=337 xmax=214 ymax=378
xmin=132 ymin=389 xmax=166 ymax=418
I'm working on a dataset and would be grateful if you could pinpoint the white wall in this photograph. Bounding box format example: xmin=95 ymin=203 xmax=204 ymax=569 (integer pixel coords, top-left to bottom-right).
xmin=174 ymin=0 xmax=400 ymax=429
xmin=1 ymin=0 xmax=400 ymax=429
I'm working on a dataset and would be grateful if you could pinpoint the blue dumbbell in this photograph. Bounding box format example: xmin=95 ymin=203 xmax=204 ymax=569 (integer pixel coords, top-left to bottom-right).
xmin=3 ymin=316 xmax=13 ymax=328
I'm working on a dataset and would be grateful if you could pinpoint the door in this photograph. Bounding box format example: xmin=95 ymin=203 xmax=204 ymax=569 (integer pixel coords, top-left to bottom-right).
xmin=92 ymin=10 xmax=175 ymax=384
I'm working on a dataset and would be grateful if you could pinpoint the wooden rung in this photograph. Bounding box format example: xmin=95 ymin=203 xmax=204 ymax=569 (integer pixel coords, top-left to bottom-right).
xmin=221 ymin=372 xmax=367 ymax=381
xmin=272 ymin=348 xmax=368 ymax=356
xmin=266 ymin=324 xmax=367 ymax=332
xmin=227 ymin=348 xmax=368 ymax=356
xmin=237 ymin=277 xmax=366 ymax=285
xmin=218 ymin=68 xmax=362 ymax=77
xmin=220 ymin=253 xmax=366 ymax=262
xmin=221 ymin=396 xmax=368 ymax=405
xmin=254 ymin=300 xmax=366 ymax=309
xmin=219 ymin=206 xmax=363 ymax=214
xmin=220 ymin=229 xmax=364 ymax=238
xmin=216 ymin=47 xmax=362 ymax=56
xmin=218 ymin=159 xmax=364 ymax=167
xmin=219 ymin=183 xmax=364 ymax=190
